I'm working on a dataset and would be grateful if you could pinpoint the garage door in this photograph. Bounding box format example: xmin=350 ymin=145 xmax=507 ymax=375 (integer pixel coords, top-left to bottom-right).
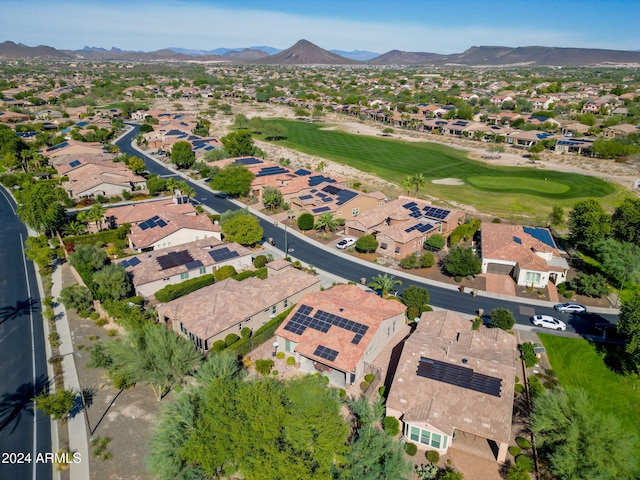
xmin=486 ymin=263 xmax=514 ymax=275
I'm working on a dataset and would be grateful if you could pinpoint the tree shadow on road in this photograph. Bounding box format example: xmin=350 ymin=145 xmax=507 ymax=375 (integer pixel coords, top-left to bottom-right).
xmin=0 ymin=297 xmax=40 ymax=325
xmin=0 ymin=374 xmax=49 ymax=433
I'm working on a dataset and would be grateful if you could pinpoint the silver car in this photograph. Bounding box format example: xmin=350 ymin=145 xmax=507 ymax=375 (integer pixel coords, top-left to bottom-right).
xmin=532 ymin=315 xmax=567 ymax=331
xmin=554 ymin=302 xmax=587 ymax=314
xmin=336 ymin=237 xmax=356 ymax=250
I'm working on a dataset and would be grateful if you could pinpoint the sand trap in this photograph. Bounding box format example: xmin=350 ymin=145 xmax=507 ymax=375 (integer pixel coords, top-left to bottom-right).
xmin=432 ymin=178 xmax=464 ymax=185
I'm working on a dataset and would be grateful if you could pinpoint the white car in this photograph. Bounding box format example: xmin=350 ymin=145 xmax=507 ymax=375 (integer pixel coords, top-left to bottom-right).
xmin=554 ymin=302 xmax=587 ymax=314
xmin=336 ymin=237 xmax=356 ymax=250
xmin=531 ymin=315 xmax=567 ymax=331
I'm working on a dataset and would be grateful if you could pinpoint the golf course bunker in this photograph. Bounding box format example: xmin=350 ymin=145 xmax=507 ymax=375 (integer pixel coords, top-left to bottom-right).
xmin=432 ymin=178 xmax=465 ymax=186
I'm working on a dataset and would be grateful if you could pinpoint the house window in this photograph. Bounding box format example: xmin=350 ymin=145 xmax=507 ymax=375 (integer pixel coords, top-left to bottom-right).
xmin=405 ymin=424 xmax=447 ymax=450
xmin=410 ymin=426 xmax=420 ymax=442
xmin=352 ymin=208 xmax=359 ymax=216
xmin=431 ymin=433 xmax=442 ymax=449
xmin=380 ymin=243 xmax=387 ymax=250
xmin=420 ymin=430 xmax=430 ymax=445
xmin=284 ymin=298 xmax=288 ymax=308
xmin=395 ymin=247 xmax=401 ymax=254
xmin=180 ymin=272 xmax=189 ymax=280
xmin=272 ymin=305 xmax=277 ymax=315
xmin=199 ymin=267 xmax=206 ymax=274
xmin=525 ymin=272 xmax=541 ymax=284
xmin=180 ymin=322 xmax=187 ymax=334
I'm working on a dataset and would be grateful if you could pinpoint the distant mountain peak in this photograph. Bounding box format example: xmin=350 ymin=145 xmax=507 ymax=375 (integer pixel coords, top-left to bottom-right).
xmin=251 ymin=39 xmax=358 ymax=65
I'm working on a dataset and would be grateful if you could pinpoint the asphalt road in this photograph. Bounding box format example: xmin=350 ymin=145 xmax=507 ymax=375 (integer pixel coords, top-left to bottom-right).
xmin=117 ymin=125 xmax=619 ymax=336
xmin=0 ymin=188 xmax=52 ymax=480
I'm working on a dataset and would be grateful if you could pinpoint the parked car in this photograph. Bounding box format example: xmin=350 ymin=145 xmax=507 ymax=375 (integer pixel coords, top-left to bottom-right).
xmin=531 ymin=315 xmax=567 ymax=331
xmin=336 ymin=237 xmax=356 ymax=250
xmin=554 ymin=302 xmax=587 ymax=314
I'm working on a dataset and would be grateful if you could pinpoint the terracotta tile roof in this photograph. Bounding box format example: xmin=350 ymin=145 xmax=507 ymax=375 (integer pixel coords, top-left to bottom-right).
xmin=117 ymin=238 xmax=252 ymax=287
xmin=128 ymin=211 xmax=219 ymax=250
xmin=105 ymin=197 xmax=196 ymax=226
xmin=275 ymin=285 xmax=406 ymax=373
xmin=387 ymin=310 xmax=517 ymax=444
xmin=65 ymin=163 xmax=147 ymax=197
xmin=51 ymin=152 xmax=118 ymax=175
xmin=157 ymin=267 xmax=321 ymax=341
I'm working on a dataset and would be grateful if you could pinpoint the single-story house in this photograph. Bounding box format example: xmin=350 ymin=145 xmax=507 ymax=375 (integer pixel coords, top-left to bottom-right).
xmin=274 ymin=284 xmax=406 ymax=388
xmin=480 ymin=222 xmax=569 ymax=288
xmin=103 ymin=191 xmax=196 ymax=230
xmin=386 ymin=310 xmax=517 ymax=463
xmin=117 ymin=238 xmax=253 ymax=298
xmin=157 ymin=259 xmax=321 ymax=351
xmin=127 ymin=211 xmax=221 ymax=252
xmin=64 ymin=163 xmax=147 ymax=199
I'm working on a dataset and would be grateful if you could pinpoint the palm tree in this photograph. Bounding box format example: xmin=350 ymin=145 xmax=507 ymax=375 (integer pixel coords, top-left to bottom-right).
xmin=314 ymin=212 xmax=339 ymax=234
xmin=86 ymin=203 xmax=106 ymax=231
xmin=62 ymin=220 xmax=87 ymax=236
xmin=410 ymin=173 xmax=426 ymax=196
xmin=368 ymin=273 xmax=402 ymax=297
xmin=400 ymin=176 xmax=412 ymax=196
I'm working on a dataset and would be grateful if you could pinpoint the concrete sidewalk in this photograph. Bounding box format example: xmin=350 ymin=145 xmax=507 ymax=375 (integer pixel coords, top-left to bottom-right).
xmin=51 ymin=262 xmax=90 ymax=480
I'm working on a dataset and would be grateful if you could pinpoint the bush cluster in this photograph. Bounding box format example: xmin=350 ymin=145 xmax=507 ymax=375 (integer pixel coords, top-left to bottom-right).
xmin=154 ymin=274 xmax=215 ymax=303
xmin=519 ymin=342 xmax=538 ymax=368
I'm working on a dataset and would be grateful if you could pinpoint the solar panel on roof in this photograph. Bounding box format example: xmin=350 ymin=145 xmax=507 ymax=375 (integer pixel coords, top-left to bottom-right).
xmin=314 ymin=345 xmax=339 ymax=362
xmin=402 ymin=201 xmax=417 ymax=209
xmin=128 ymin=257 xmax=141 ymax=267
xmin=513 ymin=236 xmax=522 ymax=244
xmin=523 ymin=226 xmax=556 ymax=248
xmin=234 ymin=157 xmax=263 ymax=165
xmin=121 ymin=260 xmax=129 ymax=268
xmin=336 ymin=190 xmax=357 ymax=205
xmin=323 ymin=198 xmax=333 ymax=203
xmin=139 ymin=222 xmax=149 ymax=230
xmin=312 ymin=206 xmax=331 ymax=214
xmin=69 ymin=160 xmax=81 ymax=168
xmin=416 ymin=357 xmax=502 ymax=397
xmin=294 ymin=169 xmax=311 ymax=176
xmin=299 ymin=195 xmax=313 ymax=200
xmin=47 ymin=141 xmax=68 ymax=152
xmin=417 ymin=224 xmax=434 ymax=233
xmin=322 ymin=185 xmax=342 ymax=195
xmin=409 ymin=211 xmax=422 ymax=218
xmin=185 ymin=260 xmax=204 ymax=270
xmin=405 ymin=225 xmax=418 ymax=233
xmin=208 ymin=247 xmax=240 ymax=262
xmin=156 ymin=219 xmax=167 ymax=227
xmin=156 ymin=250 xmax=194 ymax=270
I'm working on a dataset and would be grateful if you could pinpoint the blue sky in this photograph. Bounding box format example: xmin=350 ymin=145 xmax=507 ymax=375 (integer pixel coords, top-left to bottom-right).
xmin=1 ymin=0 xmax=638 ymax=54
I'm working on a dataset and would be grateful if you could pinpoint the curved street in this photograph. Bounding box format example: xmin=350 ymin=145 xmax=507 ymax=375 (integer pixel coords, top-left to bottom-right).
xmin=117 ymin=125 xmax=619 ymax=337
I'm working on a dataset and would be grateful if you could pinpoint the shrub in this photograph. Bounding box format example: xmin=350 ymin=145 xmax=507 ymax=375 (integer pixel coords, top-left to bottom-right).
xmin=255 ymin=359 xmax=274 ymax=376
xmin=402 ymin=285 xmax=430 ymax=309
xmin=515 ymin=376 xmax=520 ymax=383
xmin=89 ymin=311 xmax=100 ymax=321
xmin=253 ymin=255 xmax=268 ymax=268
xmin=339 ymin=388 xmax=346 ymax=398
xmin=425 ymin=450 xmax=440 ymax=464
xmin=297 ymin=212 xmax=314 ymax=230
xmin=400 ymin=253 xmax=419 ymax=269
xmin=383 ymin=416 xmax=400 ymax=436
xmin=490 ymin=308 xmax=515 ymax=330
xmin=516 ymin=436 xmax=531 ymax=450
xmin=407 ymin=306 xmax=420 ymax=321
xmin=425 ymin=234 xmax=446 ymax=250
xmin=378 ymin=385 xmax=386 ymax=396
xmin=514 ymin=383 xmax=525 ymax=394
xmin=404 ymin=442 xmax=418 ymax=456
xmin=240 ymin=327 xmax=252 ymax=339
xmin=95 ymin=317 xmax=108 ymax=327
xmin=154 ymin=274 xmax=215 ymax=303
xmin=225 ymin=333 xmax=240 ymax=346
xmin=443 ymin=245 xmax=481 ymax=277
xmin=214 ymin=265 xmax=237 ymax=281
xmin=454 ymin=275 xmax=462 ymax=283
xmin=571 ymin=272 xmax=609 ymax=297
xmin=355 ymin=234 xmax=379 ymax=253
xmin=420 ymin=251 xmax=435 ymax=268
xmin=364 ymin=373 xmax=375 ymax=383
xmin=519 ymin=342 xmax=538 ymax=368
xmin=528 ymin=375 xmax=546 ymax=399
xmin=35 ymin=388 xmax=77 ymax=421
xmin=276 ymin=351 xmax=284 ymax=360
xmin=508 ymin=446 xmax=521 ymax=457
xmin=286 ymin=356 xmax=295 ymax=365
xmin=471 ymin=317 xmax=482 ymax=330
xmin=211 ymin=340 xmax=226 ymax=352
xmin=359 ymin=381 xmax=370 ymax=392
xmin=272 ymin=370 xmax=278 ymax=376
xmin=515 ymin=454 xmax=534 ymax=472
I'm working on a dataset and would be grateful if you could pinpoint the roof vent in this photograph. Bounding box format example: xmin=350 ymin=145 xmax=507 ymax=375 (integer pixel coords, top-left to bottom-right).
xmin=339 ymin=308 xmax=344 ymax=312
xmin=461 ymin=358 xmax=468 ymax=364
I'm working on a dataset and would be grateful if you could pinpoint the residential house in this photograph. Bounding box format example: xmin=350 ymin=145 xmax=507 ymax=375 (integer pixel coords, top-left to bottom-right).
xmin=128 ymin=211 xmax=221 ymax=252
xmin=157 ymin=259 xmax=321 ymax=351
xmin=386 ymin=310 xmax=517 ymax=463
xmin=60 ymin=157 xmax=147 ymax=199
xmin=290 ymin=182 xmax=386 ymax=221
xmin=102 ymin=191 xmax=196 ymax=230
xmin=505 ymin=130 xmax=555 ymax=148
xmin=274 ymin=284 xmax=406 ymax=388
xmin=603 ymin=123 xmax=639 ymax=138
xmin=345 ymin=197 xmax=465 ymax=259
xmin=554 ymin=138 xmax=594 ymax=155
xmin=42 ymin=140 xmax=105 ymax=159
xmin=117 ymin=238 xmax=253 ymax=298
xmin=480 ymin=222 xmax=569 ymax=288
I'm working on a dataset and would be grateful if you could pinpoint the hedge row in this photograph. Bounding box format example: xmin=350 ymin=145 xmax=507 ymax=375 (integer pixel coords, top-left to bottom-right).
xmin=155 ymin=274 xmax=215 ymax=303
xmin=228 ymin=306 xmax=295 ymax=357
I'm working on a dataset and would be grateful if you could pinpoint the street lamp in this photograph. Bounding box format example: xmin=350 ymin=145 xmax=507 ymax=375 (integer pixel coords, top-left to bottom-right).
xmin=272 ymin=341 xmax=279 ymax=357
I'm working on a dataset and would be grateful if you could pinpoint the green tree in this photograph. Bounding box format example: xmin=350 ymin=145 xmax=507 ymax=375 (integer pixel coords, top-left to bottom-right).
xmin=571 ymin=272 xmax=609 ymax=297
xmin=410 ymin=173 xmax=426 ymax=196
xmin=568 ymin=199 xmax=611 ymax=251
xmin=210 ymin=164 xmax=254 ymax=197
xmin=220 ymin=130 xmax=256 ymax=157
xmin=127 ymin=156 xmax=147 ymax=174
xmin=489 ymin=308 xmax=515 ymax=330
xmin=314 ymin=212 xmax=340 ymax=234
xmin=59 ymin=284 xmax=94 ymax=314
xmin=531 ymin=388 xmax=638 ymax=479
xmin=297 ymin=212 xmax=314 ymax=231
xmin=24 ymin=235 xmax=54 ymax=271
xmin=170 ymin=141 xmax=195 ymax=169
xmin=400 ymin=176 xmax=412 ymax=196
xmin=263 ymin=122 xmax=287 ymax=140
xmin=595 ymin=239 xmax=640 ymax=285
xmin=232 ymin=113 xmax=250 ymax=129
xmin=220 ymin=214 xmax=263 ymax=245
xmin=203 ymin=147 xmax=230 ymax=162
xmin=262 ymin=186 xmax=284 ymax=211
xmin=146 ymin=174 xmax=167 ymax=195
xmin=420 ymin=251 xmax=435 ymax=268
xmin=442 ymin=246 xmax=481 ymax=277
xmin=424 ymin=234 xmax=445 ymax=251
xmin=85 ymin=203 xmax=106 ymax=231
xmin=139 ymin=123 xmax=154 ymax=134
xmin=549 ymin=205 xmax=564 ymax=226
xmin=611 ymin=198 xmax=640 ymax=245
xmin=16 ymin=182 xmax=67 ymax=235
xmin=618 ymin=292 xmax=640 ymax=371
xmin=401 ymin=285 xmax=429 ymax=309
xmin=368 ymin=274 xmax=402 ymax=297
xmin=399 ymin=253 xmax=419 ymax=269
xmin=69 ymin=244 xmax=109 ymax=272
xmin=34 ymin=388 xmax=77 ymax=421
xmin=355 ymin=234 xmax=379 ymax=253
xmin=92 ymin=263 xmax=131 ymax=302
xmin=107 ymin=323 xmax=202 ymax=401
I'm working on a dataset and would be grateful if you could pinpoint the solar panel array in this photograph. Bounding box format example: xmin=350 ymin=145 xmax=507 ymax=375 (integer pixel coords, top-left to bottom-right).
xmin=157 ymin=250 xmax=194 ymax=270
xmin=282 ymin=304 xmax=369 ymax=346
xmin=121 ymin=257 xmax=141 ymax=268
xmin=256 ymin=166 xmax=289 ymax=177
xmin=299 ymin=194 xmax=313 ymax=201
xmin=69 ymin=160 xmax=81 ymax=168
xmin=208 ymin=247 xmax=240 ymax=262
xmin=294 ymin=168 xmax=311 ymax=176
xmin=422 ymin=206 xmax=451 ymax=220
xmin=47 ymin=141 xmax=69 ymax=152
xmin=308 ymin=175 xmax=337 ymax=187
xmin=322 ymin=185 xmax=342 ymax=195
xmin=405 ymin=223 xmax=435 ymax=234
xmin=234 ymin=157 xmax=263 ymax=166
xmin=416 ymin=357 xmax=502 ymax=397
xmin=314 ymin=345 xmax=339 ymax=362
xmin=312 ymin=206 xmax=331 ymax=214
xmin=184 ymin=260 xmax=204 ymax=270
xmin=523 ymin=226 xmax=556 ymax=248
xmin=139 ymin=215 xmax=168 ymax=231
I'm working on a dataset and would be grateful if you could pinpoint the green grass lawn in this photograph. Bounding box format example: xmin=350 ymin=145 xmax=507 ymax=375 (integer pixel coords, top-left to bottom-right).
xmin=539 ymin=334 xmax=640 ymax=453
xmin=261 ymin=119 xmax=631 ymax=220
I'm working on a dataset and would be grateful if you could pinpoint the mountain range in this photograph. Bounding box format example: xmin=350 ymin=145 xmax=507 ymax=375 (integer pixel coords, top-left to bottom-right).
xmin=1 ymin=39 xmax=639 ymax=66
